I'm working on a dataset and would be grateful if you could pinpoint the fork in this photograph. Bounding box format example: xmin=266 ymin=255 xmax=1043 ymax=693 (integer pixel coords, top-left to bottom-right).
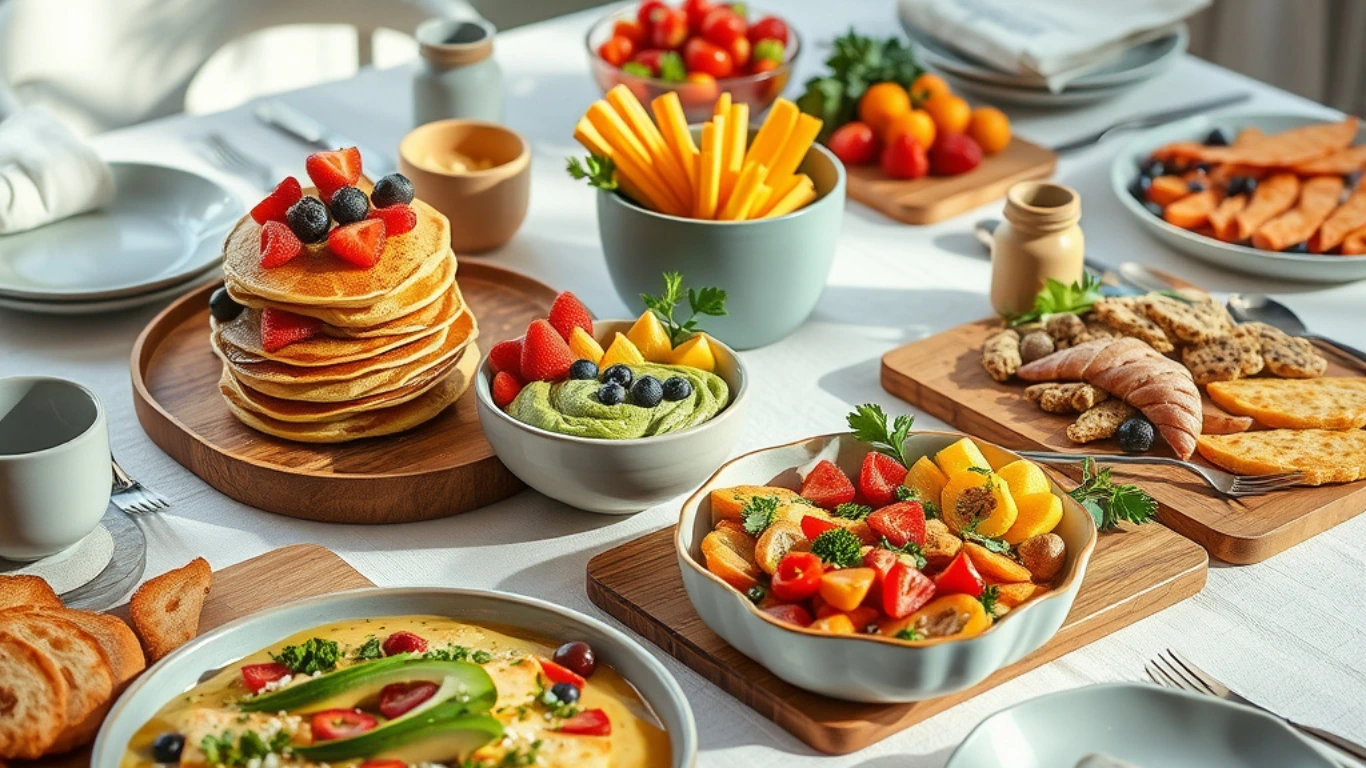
xmin=1146 ymin=649 xmax=1366 ymax=766
xmin=111 ymin=457 xmax=170 ymax=515
xmin=199 ymin=132 xmax=273 ymax=189
xmin=1016 ymin=450 xmax=1302 ymax=498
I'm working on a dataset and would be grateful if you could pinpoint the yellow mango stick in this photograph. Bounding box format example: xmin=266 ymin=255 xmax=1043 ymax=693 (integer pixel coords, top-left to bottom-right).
xmin=749 ymin=183 xmax=772 ymax=221
xmin=755 ymin=173 xmax=805 ymax=217
xmin=575 ymin=118 xmax=679 ymax=215
xmin=762 ymin=176 xmax=816 ymax=219
xmin=606 ymin=85 xmax=692 ymax=206
xmin=719 ymin=161 xmax=767 ymax=220
xmin=586 ymin=101 xmax=687 ymax=213
xmin=744 ymin=99 xmax=798 ymax=172
xmin=713 ymin=92 xmax=732 ymax=119
xmin=651 ymin=91 xmax=700 ymax=194
xmin=696 ymin=120 xmax=723 ymax=219
xmin=766 ymin=113 xmax=823 ymax=184
xmin=717 ymin=103 xmax=749 ymax=211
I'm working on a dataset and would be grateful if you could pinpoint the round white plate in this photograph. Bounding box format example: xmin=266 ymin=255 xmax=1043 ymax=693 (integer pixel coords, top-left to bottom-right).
xmin=0 ymin=162 xmax=241 ymax=301
xmin=1111 ymin=112 xmax=1366 ymax=283
xmin=937 ymin=71 xmax=1137 ymax=108
xmin=0 ymin=264 xmax=219 ymax=315
xmin=947 ymin=682 xmax=1335 ymax=768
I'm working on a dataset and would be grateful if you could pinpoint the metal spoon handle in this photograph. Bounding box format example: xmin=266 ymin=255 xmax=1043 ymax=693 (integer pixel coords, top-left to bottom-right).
xmin=1305 ymin=334 xmax=1366 ymax=369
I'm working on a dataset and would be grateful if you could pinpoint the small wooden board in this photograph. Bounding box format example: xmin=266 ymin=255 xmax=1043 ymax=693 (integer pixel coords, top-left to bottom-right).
xmin=881 ymin=320 xmax=1366 ymax=563
xmin=586 ymin=523 xmax=1206 ymax=755
xmin=131 ymin=262 xmax=556 ymax=524
xmin=37 ymin=544 xmax=374 ymax=768
xmin=846 ymin=138 xmax=1056 ymax=225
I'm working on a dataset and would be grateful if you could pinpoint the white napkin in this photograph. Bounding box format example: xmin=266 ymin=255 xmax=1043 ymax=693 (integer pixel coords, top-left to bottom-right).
xmin=900 ymin=0 xmax=1209 ymax=91
xmin=0 ymin=108 xmax=114 ymax=235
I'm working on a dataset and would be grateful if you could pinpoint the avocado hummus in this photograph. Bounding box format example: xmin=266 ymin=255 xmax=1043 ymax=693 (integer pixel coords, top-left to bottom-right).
xmin=507 ymin=363 xmax=729 ymax=439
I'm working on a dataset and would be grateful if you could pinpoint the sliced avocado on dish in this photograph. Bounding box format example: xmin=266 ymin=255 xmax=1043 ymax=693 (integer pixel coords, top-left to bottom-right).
xmin=294 ymin=700 xmax=503 ymax=763
xmin=238 ymin=656 xmax=495 ymax=716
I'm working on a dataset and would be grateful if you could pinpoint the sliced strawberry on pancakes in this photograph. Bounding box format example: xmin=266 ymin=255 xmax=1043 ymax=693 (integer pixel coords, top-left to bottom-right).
xmin=367 ymin=204 xmax=417 ymax=235
xmin=492 ymin=371 xmax=525 ymax=408
xmin=259 ymin=220 xmax=302 ymax=268
xmin=261 ymin=308 xmax=321 ymax=352
xmin=305 ymin=146 xmax=362 ymax=201
xmin=488 ymin=338 xmax=523 ymax=375
xmin=800 ymin=459 xmax=856 ymax=509
xmin=520 ymin=319 xmax=574 ymax=382
xmin=859 ymin=452 xmax=907 ymax=508
xmin=327 ymin=219 xmax=387 ymax=268
xmin=548 ymin=291 xmax=593 ymax=341
xmin=250 ymin=176 xmax=302 ymax=224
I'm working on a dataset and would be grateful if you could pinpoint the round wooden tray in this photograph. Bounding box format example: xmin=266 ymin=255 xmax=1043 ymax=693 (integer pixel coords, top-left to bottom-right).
xmin=131 ymin=261 xmax=556 ymax=524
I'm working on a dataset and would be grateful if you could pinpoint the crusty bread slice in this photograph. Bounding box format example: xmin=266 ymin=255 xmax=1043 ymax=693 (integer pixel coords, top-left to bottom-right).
xmin=0 ymin=631 xmax=69 ymax=759
xmin=0 ymin=613 xmax=113 ymax=756
xmin=5 ymin=607 xmax=144 ymax=690
xmin=0 ymin=575 xmax=62 ymax=611
xmin=129 ymin=557 xmax=212 ymax=662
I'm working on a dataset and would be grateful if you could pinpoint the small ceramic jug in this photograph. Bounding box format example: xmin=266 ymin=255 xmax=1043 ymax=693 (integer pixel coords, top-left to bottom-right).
xmin=990 ymin=182 xmax=1085 ymax=317
xmin=412 ymin=18 xmax=503 ymax=127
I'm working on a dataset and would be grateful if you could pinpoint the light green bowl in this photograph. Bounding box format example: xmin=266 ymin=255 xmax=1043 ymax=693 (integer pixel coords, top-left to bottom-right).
xmin=597 ymin=132 xmax=845 ymax=350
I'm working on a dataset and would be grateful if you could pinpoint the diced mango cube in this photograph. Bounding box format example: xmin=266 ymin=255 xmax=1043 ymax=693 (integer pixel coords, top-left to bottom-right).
xmin=599 ymin=332 xmax=645 ymax=369
xmin=903 ymin=456 xmax=948 ymax=506
xmin=934 ymin=438 xmax=991 ymax=477
xmin=1002 ymin=491 xmax=1063 ymax=545
xmin=996 ymin=459 xmax=1050 ymax=499
xmin=669 ymin=333 xmax=717 ymax=372
xmin=626 ymin=310 xmax=673 ymax=363
xmin=568 ymin=327 xmax=605 ymax=365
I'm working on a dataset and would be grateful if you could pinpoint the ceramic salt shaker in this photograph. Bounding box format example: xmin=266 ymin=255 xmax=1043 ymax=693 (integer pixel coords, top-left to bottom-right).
xmin=412 ymin=18 xmax=503 ymax=127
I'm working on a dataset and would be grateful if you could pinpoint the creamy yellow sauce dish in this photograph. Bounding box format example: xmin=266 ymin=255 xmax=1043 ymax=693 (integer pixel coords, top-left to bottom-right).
xmin=122 ymin=616 xmax=671 ymax=768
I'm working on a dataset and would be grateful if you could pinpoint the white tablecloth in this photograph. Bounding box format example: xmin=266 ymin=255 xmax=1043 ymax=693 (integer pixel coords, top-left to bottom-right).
xmin=2 ymin=2 xmax=1364 ymax=764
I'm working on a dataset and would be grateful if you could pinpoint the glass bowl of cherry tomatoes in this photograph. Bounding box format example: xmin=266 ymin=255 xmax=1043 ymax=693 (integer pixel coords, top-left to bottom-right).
xmin=585 ymin=0 xmax=799 ymax=122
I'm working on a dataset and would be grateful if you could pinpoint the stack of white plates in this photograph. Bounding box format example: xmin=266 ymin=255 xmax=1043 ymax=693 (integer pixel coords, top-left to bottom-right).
xmin=896 ymin=12 xmax=1188 ymax=109
xmin=0 ymin=163 xmax=241 ymax=315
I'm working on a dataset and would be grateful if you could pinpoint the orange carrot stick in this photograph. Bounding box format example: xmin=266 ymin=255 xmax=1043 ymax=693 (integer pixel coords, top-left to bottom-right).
xmin=1311 ymin=187 xmax=1366 ymax=253
xmin=1251 ymin=175 xmax=1343 ymax=251
xmin=1234 ymin=173 xmax=1300 ymax=242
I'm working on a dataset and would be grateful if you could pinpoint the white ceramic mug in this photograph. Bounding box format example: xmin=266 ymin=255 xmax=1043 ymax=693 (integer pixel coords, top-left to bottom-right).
xmin=0 ymin=377 xmax=111 ymax=561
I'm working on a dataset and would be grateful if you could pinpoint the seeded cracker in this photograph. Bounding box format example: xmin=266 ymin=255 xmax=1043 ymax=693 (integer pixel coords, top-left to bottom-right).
xmin=1093 ymin=297 xmax=1173 ymax=353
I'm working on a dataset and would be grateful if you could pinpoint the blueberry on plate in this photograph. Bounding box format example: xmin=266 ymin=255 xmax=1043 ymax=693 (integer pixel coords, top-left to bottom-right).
xmin=1116 ymin=417 xmax=1155 ymax=453
xmin=1204 ymin=127 xmax=1232 ymax=147
xmin=286 ymin=196 xmax=331 ymax=243
xmin=1187 ymin=180 xmax=1208 ymax=193
xmin=1138 ymin=158 xmax=1165 ymax=178
xmin=550 ymin=681 xmax=580 ymax=704
xmin=371 ymin=173 xmax=415 ymax=208
xmin=209 ymin=286 xmax=243 ymax=322
xmin=152 ymin=733 xmax=186 ymax=763
xmin=1142 ymin=201 xmax=1165 ymax=217
xmin=569 ymin=359 xmax=599 ymax=380
xmin=1227 ymin=175 xmax=1258 ymax=197
xmin=630 ymin=376 xmax=663 ymax=408
xmin=1283 ymin=241 xmax=1310 ymax=253
xmin=329 ymin=186 xmax=370 ymax=225
xmin=597 ymin=381 xmax=626 ymax=405
xmin=1129 ymin=175 xmax=1152 ymax=200
xmin=662 ymin=376 xmax=692 ymax=401
xmin=601 ymin=363 xmax=633 ymax=388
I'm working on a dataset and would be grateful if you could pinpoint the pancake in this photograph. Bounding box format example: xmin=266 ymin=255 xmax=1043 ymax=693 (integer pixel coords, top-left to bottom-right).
xmin=215 ymin=302 xmax=458 ymax=367
xmin=222 ymin=195 xmax=452 ymax=308
xmin=319 ymin=276 xmax=464 ymax=340
xmin=218 ymin=311 xmax=479 ymax=402
xmin=219 ymin=342 xmax=478 ymax=443
xmin=226 ymin=251 xmax=457 ymax=329
xmin=214 ymin=309 xmax=476 ymax=386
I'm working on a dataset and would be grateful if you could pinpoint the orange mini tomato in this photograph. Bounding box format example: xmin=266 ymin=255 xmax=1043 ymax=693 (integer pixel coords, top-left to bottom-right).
xmin=858 ymin=82 xmax=911 ymax=138
xmin=883 ymin=109 xmax=937 ymax=150
xmin=923 ymin=93 xmax=971 ymax=135
xmin=967 ymin=106 xmax=1012 ymax=154
xmin=612 ymin=19 xmax=647 ymax=47
xmin=818 ymin=567 xmax=876 ymax=612
xmin=909 ymin=73 xmax=952 ymax=106
xmin=599 ymin=36 xmax=635 ymax=67
xmin=809 ymin=613 xmax=857 ymax=635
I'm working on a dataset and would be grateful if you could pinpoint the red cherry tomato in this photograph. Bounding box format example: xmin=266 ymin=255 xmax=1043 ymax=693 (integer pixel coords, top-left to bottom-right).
xmin=599 ymin=35 xmax=635 ymax=67
xmin=799 ymin=514 xmax=838 ymax=542
xmin=649 ymin=7 xmax=689 ymax=49
xmin=683 ymin=38 xmax=734 ymax=78
xmin=311 ymin=709 xmax=378 ymax=741
xmin=631 ymin=49 xmax=666 ymax=77
xmin=612 ymin=19 xmax=647 ymax=47
xmin=559 ymin=708 xmax=612 ymax=736
xmin=770 ymin=551 xmax=824 ymax=603
xmin=929 ymin=133 xmax=984 ymax=176
xmin=726 ymin=36 xmax=751 ymax=69
xmin=862 ymin=547 xmax=900 ymax=585
xmin=761 ymin=603 xmax=815 ymax=627
xmin=636 ymin=0 xmax=667 ymax=27
xmin=540 ymin=657 xmax=588 ymax=688
xmin=881 ymin=133 xmax=929 ymax=180
xmin=827 ymin=121 xmax=880 ymax=166
xmin=933 ymin=551 xmax=985 ymax=598
xmin=682 ymin=0 xmax=717 ymax=32
xmin=700 ymin=7 xmax=747 ymax=47
xmin=868 ymin=501 xmax=927 ymax=548
xmin=883 ymin=561 xmax=938 ymax=619
xmin=240 ymin=662 xmax=290 ymax=694
xmin=382 ymin=631 xmax=428 ymax=656
xmin=748 ymin=16 xmax=789 ymax=46
xmin=378 ymin=681 xmax=439 ymax=719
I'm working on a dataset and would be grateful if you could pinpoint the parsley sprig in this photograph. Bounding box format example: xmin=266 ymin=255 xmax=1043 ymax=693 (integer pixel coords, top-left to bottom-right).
xmin=847 ymin=404 xmax=915 ymax=470
xmin=796 ymin=30 xmax=923 ymax=142
xmin=1069 ymin=458 xmax=1158 ymax=530
xmin=270 ymin=637 xmax=339 ymax=675
xmin=979 ymin=585 xmax=1000 ymax=618
xmin=832 ymin=502 xmax=873 ymax=521
xmin=962 ymin=530 xmax=1011 ymax=555
xmin=566 ymin=154 xmax=618 ymax=191
xmin=741 ymin=495 xmax=780 ymax=536
xmin=878 ymin=536 xmax=926 ymax=570
xmin=1008 ymin=273 xmax=1104 ymax=327
xmin=641 ymin=272 xmax=728 ymax=346
xmin=200 ymin=730 xmax=291 ymax=767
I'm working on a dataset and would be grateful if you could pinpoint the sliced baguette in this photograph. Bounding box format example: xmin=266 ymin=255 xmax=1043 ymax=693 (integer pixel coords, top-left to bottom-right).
xmin=6 ymin=607 xmax=144 ymax=690
xmin=0 ymin=575 xmax=61 ymax=611
xmin=0 ymin=631 xmax=69 ymax=759
xmin=130 ymin=557 xmax=212 ymax=662
xmin=0 ymin=613 xmax=113 ymax=755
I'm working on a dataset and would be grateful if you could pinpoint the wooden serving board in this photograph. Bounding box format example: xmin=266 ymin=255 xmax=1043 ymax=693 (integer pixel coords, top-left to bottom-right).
xmin=38 ymin=544 xmax=374 ymax=768
xmin=846 ymin=138 xmax=1056 ymax=225
xmin=131 ymin=261 xmax=556 ymax=524
xmin=586 ymin=522 xmax=1206 ymax=755
xmin=881 ymin=320 xmax=1366 ymax=563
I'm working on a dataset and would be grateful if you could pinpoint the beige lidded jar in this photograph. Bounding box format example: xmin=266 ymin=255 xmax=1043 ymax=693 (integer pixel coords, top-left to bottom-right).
xmin=990 ymin=182 xmax=1085 ymax=317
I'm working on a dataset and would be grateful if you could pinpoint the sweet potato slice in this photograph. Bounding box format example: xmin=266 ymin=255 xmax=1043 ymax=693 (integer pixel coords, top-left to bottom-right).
xmin=1294 ymin=145 xmax=1366 ymax=175
xmin=1343 ymin=226 xmax=1366 ymax=255
xmin=1311 ymin=187 xmax=1366 ymax=253
xmin=1235 ymin=173 xmax=1300 ymax=242
xmin=1164 ymin=189 xmax=1220 ymax=229
xmin=1162 ymin=118 xmax=1359 ymax=167
xmin=1147 ymin=175 xmax=1190 ymax=207
xmin=1251 ymin=175 xmax=1344 ymax=251
xmin=1209 ymin=194 xmax=1248 ymax=241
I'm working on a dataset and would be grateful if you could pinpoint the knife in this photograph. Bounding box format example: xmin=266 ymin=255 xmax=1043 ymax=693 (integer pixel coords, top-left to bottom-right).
xmin=254 ymin=100 xmax=396 ymax=178
xmin=1049 ymin=92 xmax=1253 ymax=154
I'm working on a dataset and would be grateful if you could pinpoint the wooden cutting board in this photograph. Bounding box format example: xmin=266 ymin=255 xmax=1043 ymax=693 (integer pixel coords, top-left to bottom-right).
xmin=131 ymin=262 xmax=557 ymax=524
xmin=586 ymin=521 xmax=1206 ymax=755
xmin=36 ymin=544 xmax=373 ymax=768
xmin=881 ymin=320 xmax=1366 ymax=563
xmin=845 ymin=138 xmax=1056 ymax=224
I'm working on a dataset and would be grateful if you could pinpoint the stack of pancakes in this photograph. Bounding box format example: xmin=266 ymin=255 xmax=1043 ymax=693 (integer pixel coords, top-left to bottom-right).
xmin=212 ymin=196 xmax=479 ymax=443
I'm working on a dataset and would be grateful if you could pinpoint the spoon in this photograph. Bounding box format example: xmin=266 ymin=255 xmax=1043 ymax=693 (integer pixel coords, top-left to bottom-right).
xmin=1227 ymin=294 xmax=1366 ymax=368
xmin=973 ymin=220 xmax=1196 ymax=294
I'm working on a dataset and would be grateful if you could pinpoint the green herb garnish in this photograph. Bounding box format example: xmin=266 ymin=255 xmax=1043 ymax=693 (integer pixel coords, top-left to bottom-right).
xmin=741 ymin=495 xmax=780 ymax=536
xmin=810 ymin=528 xmax=863 ymax=568
xmin=641 ymin=271 xmax=728 ymax=346
xmin=351 ymin=636 xmax=382 ymax=661
xmin=270 ymin=637 xmax=339 ymax=675
xmin=962 ymin=530 xmax=1012 ymax=555
xmin=1008 ymin=273 xmax=1104 ymax=327
xmin=847 ymin=404 xmax=915 ymax=470
xmin=1069 ymin=458 xmax=1158 ymax=530
xmin=894 ymin=627 xmax=921 ymax=641
xmin=979 ymin=585 xmax=1000 ymax=618
xmin=566 ymin=154 xmax=618 ymax=191
xmin=472 ymin=650 xmax=494 ymax=664
xmin=878 ymin=536 xmax=926 ymax=570
xmin=796 ymin=30 xmax=923 ymax=142
xmin=199 ymin=730 xmax=292 ymax=767
xmin=425 ymin=643 xmax=471 ymax=662
xmin=832 ymin=502 xmax=873 ymax=521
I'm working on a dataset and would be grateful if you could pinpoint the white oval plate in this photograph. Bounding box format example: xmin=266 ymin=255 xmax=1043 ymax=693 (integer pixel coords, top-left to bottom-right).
xmin=947 ymin=682 xmax=1335 ymax=767
xmin=93 ymin=587 xmax=699 ymax=767
xmin=0 ymin=264 xmax=219 ymax=315
xmin=1110 ymin=113 xmax=1366 ymax=284
xmin=0 ymin=162 xmax=241 ymax=301
xmin=936 ymin=72 xmax=1138 ymax=108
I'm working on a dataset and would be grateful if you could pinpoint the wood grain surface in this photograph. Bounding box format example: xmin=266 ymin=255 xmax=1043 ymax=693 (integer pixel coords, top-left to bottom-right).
xmin=586 ymin=522 xmax=1206 ymax=754
xmin=845 ymin=138 xmax=1057 ymax=225
xmin=130 ymin=261 xmax=557 ymax=524
xmin=881 ymin=319 xmax=1366 ymax=563
xmin=38 ymin=544 xmax=374 ymax=768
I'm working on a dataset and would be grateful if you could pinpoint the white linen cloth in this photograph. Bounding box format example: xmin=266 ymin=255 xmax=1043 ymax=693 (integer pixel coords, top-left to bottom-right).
xmin=0 ymin=107 xmax=113 ymax=234
xmin=899 ymin=0 xmax=1209 ymax=91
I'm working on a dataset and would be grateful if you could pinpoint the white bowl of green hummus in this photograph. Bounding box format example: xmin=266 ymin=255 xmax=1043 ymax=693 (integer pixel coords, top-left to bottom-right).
xmin=474 ymin=320 xmax=749 ymax=514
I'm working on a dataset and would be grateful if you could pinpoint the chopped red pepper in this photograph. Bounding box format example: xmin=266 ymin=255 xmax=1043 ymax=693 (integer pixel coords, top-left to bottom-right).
xmin=770 ymin=551 xmax=824 ymax=603
xmin=540 ymin=657 xmax=587 ymax=688
xmin=559 ymin=708 xmax=612 ymax=736
xmin=799 ymin=515 xmax=838 ymax=541
xmin=933 ymin=551 xmax=985 ymax=598
xmin=311 ymin=709 xmax=377 ymax=741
